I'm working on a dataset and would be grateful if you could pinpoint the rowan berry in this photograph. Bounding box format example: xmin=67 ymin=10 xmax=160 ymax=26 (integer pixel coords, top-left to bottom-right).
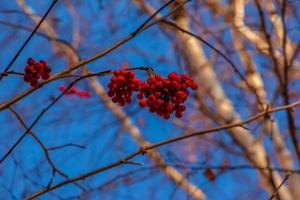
xmin=25 ymin=66 xmax=34 ymax=73
xmin=23 ymin=58 xmax=51 ymax=87
xmin=40 ymin=60 xmax=47 ymax=67
xmin=27 ymin=57 xmax=35 ymax=65
xmin=41 ymin=72 xmax=51 ymax=80
xmin=107 ymin=69 xmax=142 ymax=106
xmin=23 ymin=73 xmax=32 ymax=82
xmin=137 ymin=71 xmax=197 ymax=119
xmin=137 ymin=92 xmax=143 ymax=99
xmin=175 ymin=111 xmax=183 ymax=118
xmin=106 ymin=69 xmax=197 ymax=119
xmin=34 ymin=62 xmax=44 ymax=73
xmin=30 ymin=79 xmax=39 ymax=87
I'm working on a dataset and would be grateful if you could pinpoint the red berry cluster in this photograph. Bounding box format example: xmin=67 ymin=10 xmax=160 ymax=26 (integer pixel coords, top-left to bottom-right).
xmin=138 ymin=72 xmax=197 ymax=119
xmin=23 ymin=58 xmax=51 ymax=87
xmin=107 ymin=70 xmax=197 ymax=119
xmin=107 ymin=70 xmax=141 ymax=106
xmin=59 ymin=86 xmax=91 ymax=98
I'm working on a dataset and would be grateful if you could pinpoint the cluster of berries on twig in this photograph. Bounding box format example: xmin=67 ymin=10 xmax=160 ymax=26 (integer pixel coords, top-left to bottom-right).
xmin=107 ymin=69 xmax=197 ymax=119
xmin=138 ymin=72 xmax=197 ymax=119
xmin=23 ymin=58 xmax=51 ymax=87
xmin=107 ymin=70 xmax=141 ymax=106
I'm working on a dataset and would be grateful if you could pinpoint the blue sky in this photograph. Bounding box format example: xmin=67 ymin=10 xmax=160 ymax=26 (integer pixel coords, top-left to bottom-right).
xmin=1 ymin=0 xmax=299 ymax=199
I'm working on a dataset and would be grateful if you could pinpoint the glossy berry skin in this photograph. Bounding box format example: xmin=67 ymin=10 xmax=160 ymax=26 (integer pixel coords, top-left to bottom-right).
xmin=30 ymin=79 xmax=39 ymax=87
xmin=27 ymin=58 xmax=35 ymax=65
xmin=23 ymin=58 xmax=51 ymax=87
xmin=138 ymin=99 xmax=146 ymax=107
xmin=23 ymin=72 xmax=32 ymax=82
xmin=137 ymin=72 xmax=197 ymax=119
xmin=106 ymin=69 xmax=197 ymax=119
xmin=107 ymin=70 xmax=142 ymax=106
xmin=41 ymin=72 xmax=51 ymax=80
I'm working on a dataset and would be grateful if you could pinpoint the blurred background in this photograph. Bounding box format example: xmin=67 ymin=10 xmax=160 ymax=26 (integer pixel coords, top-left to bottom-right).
xmin=0 ymin=0 xmax=299 ymax=199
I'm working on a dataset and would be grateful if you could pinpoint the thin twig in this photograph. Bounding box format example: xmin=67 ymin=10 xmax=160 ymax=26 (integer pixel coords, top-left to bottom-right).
xmin=268 ymin=172 xmax=292 ymax=200
xmin=8 ymin=107 xmax=85 ymax=192
xmin=0 ymin=0 xmax=58 ymax=80
xmin=162 ymin=19 xmax=265 ymax=109
xmin=47 ymin=143 xmax=86 ymax=151
xmin=25 ymin=99 xmax=300 ymax=199
xmin=0 ymin=71 xmax=24 ymax=76
xmin=0 ymin=0 xmax=189 ymax=111
xmin=0 ymin=67 xmax=152 ymax=164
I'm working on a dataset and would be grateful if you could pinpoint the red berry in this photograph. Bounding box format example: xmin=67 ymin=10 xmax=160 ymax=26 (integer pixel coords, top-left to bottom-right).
xmin=180 ymin=84 xmax=187 ymax=90
xmin=127 ymin=71 xmax=135 ymax=78
xmin=180 ymin=105 xmax=186 ymax=111
xmin=27 ymin=58 xmax=35 ymax=65
xmin=163 ymin=114 xmax=170 ymax=119
xmin=175 ymin=111 xmax=183 ymax=118
xmin=191 ymin=81 xmax=198 ymax=90
xmin=163 ymin=88 xmax=169 ymax=94
xmin=31 ymin=72 xmax=40 ymax=80
xmin=30 ymin=79 xmax=39 ymax=87
xmin=155 ymin=81 xmax=163 ymax=89
xmin=171 ymin=81 xmax=179 ymax=89
xmin=154 ymin=74 xmax=162 ymax=80
xmin=166 ymin=103 xmax=173 ymax=112
xmin=107 ymin=70 xmax=141 ymax=106
xmin=181 ymin=74 xmax=189 ymax=80
xmin=139 ymin=99 xmax=146 ymax=107
xmin=39 ymin=60 xmax=47 ymax=67
xmin=119 ymin=99 xmax=126 ymax=106
xmin=148 ymin=94 xmax=156 ymax=103
xmin=147 ymin=77 xmax=155 ymax=84
xmin=113 ymin=70 xmax=120 ymax=76
xmin=132 ymin=78 xmax=139 ymax=84
xmin=168 ymin=71 xmax=177 ymax=79
xmin=117 ymin=76 xmax=125 ymax=83
xmin=107 ymin=90 xmax=114 ymax=97
xmin=108 ymin=83 xmax=117 ymax=90
xmin=106 ymin=69 xmax=197 ymax=119
xmin=34 ymin=62 xmax=44 ymax=73
xmin=156 ymin=99 xmax=163 ymax=106
xmin=120 ymin=70 xmax=126 ymax=76
xmin=176 ymin=91 xmax=185 ymax=98
xmin=163 ymin=79 xmax=170 ymax=86
xmin=41 ymin=72 xmax=50 ymax=80
xmin=112 ymin=96 xmax=119 ymax=103
xmin=154 ymin=91 xmax=161 ymax=98
xmin=23 ymin=74 xmax=32 ymax=82
xmin=25 ymin=66 xmax=34 ymax=73
xmin=137 ymin=92 xmax=143 ymax=99
xmin=111 ymin=77 xmax=119 ymax=83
